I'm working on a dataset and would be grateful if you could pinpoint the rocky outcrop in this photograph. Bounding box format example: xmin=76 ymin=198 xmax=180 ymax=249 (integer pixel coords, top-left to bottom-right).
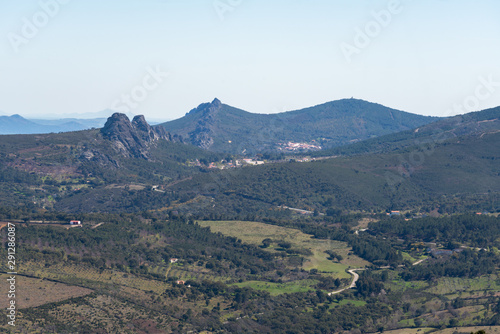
xmin=101 ymin=113 xmax=176 ymax=159
xmin=187 ymin=98 xmax=221 ymax=150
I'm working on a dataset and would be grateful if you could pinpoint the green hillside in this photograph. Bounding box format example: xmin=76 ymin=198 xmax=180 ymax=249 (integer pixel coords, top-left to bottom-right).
xmin=159 ymin=98 xmax=439 ymax=153
xmin=311 ymin=106 xmax=500 ymax=157
xmin=0 ymin=109 xmax=496 ymax=215
xmin=0 ymin=109 xmax=498 ymax=334
xmin=166 ymin=131 xmax=499 ymax=217
xmin=0 ymin=117 xmax=222 ymax=212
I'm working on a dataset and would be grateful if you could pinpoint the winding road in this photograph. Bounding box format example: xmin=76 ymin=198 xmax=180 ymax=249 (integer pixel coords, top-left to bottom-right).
xmin=327 ymin=258 xmax=427 ymax=295
xmin=328 ymin=268 xmax=365 ymax=295
xmin=412 ymin=258 xmax=427 ymax=266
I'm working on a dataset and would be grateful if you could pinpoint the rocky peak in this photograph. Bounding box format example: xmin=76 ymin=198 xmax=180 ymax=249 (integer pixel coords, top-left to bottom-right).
xmin=131 ymin=115 xmax=150 ymax=132
xmin=187 ymin=98 xmax=222 ymax=117
xmin=101 ymin=113 xmax=175 ymax=159
xmin=211 ymin=98 xmax=221 ymax=107
xmin=184 ymin=98 xmax=222 ymax=150
xmin=101 ymin=113 xmax=134 ymax=139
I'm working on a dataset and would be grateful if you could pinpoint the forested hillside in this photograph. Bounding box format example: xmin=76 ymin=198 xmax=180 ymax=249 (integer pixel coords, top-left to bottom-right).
xmin=311 ymin=106 xmax=500 ymax=157
xmin=0 ymin=108 xmax=498 ymax=333
xmin=160 ymin=98 xmax=439 ymax=153
xmin=166 ymin=131 xmax=499 ymax=218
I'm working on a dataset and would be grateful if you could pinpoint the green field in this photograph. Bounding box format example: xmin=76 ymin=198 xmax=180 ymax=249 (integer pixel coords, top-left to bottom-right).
xmin=233 ymin=279 xmax=319 ymax=295
xmin=382 ymin=325 xmax=500 ymax=334
xmin=197 ymin=220 xmax=369 ymax=278
xmin=425 ymin=274 xmax=500 ymax=297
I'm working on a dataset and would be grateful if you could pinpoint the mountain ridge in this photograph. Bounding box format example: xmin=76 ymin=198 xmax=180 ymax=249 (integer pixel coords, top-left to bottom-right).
xmin=0 ymin=107 xmax=497 ymax=215
xmin=159 ymin=98 xmax=441 ymax=153
xmin=0 ymin=114 xmax=108 ymax=134
xmin=311 ymin=105 xmax=500 ymax=157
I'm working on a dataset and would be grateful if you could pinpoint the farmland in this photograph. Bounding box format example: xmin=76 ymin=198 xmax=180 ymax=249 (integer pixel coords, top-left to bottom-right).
xmin=198 ymin=220 xmax=370 ymax=277
xmin=0 ymin=274 xmax=92 ymax=309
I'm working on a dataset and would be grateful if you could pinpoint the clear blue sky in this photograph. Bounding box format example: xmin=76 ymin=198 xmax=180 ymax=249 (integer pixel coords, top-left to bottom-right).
xmin=1 ymin=0 xmax=499 ymax=120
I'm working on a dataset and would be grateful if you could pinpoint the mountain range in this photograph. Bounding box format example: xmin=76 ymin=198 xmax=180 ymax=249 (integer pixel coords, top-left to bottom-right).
xmin=0 ymin=111 xmax=171 ymax=135
xmin=0 ymin=114 xmax=108 ymax=134
xmin=164 ymin=106 xmax=500 ymax=218
xmin=0 ymin=104 xmax=497 ymax=215
xmin=159 ymin=98 xmax=440 ymax=153
xmin=1 ymin=99 xmax=439 ymax=144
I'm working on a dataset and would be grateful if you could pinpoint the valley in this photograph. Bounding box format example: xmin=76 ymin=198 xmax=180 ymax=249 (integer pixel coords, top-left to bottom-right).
xmin=2 ymin=1 xmax=498 ymax=332
xmin=0 ymin=104 xmax=498 ymax=333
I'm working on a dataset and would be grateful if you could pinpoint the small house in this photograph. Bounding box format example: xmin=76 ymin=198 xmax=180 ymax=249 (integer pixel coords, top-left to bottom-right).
xmin=170 ymin=258 xmax=178 ymax=264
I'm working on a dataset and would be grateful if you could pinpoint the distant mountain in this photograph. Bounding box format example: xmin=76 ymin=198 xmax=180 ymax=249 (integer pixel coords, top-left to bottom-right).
xmin=0 ymin=114 xmax=108 ymax=134
xmin=159 ymin=98 xmax=440 ymax=153
xmin=0 ymin=114 xmax=53 ymax=134
xmin=29 ymin=109 xmax=136 ymax=120
xmin=29 ymin=117 xmax=107 ymax=128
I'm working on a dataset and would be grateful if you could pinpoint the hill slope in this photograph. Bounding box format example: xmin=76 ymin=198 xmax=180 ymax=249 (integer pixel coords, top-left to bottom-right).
xmin=0 ymin=108 xmax=497 ymax=215
xmin=166 ymin=124 xmax=500 ymax=217
xmin=0 ymin=113 xmax=221 ymax=211
xmin=159 ymin=98 xmax=439 ymax=153
xmin=312 ymin=106 xmax=500 ymax=157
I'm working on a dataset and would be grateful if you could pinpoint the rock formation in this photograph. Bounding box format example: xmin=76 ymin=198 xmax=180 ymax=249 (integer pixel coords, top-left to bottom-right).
xmin=101 ymin=113 xmax=176 ymax=159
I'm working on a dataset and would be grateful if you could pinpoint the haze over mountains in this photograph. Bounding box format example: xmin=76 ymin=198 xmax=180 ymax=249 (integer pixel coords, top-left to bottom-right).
xmin=1 ymin=98 xmax=438 ymax=144
xmin=0 ymin=110 xmax=169 ymax=135
xmin=0 ymin=114 xmax=108 ymax=135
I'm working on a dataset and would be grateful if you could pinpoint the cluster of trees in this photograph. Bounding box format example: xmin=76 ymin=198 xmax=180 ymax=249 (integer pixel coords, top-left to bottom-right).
xmin=401 ymin=249 xmax=499 ymax=280
xmin=372 ymin=214 xmax=500 ymax=248
xmin=258 ymin=217 xmax=405 ymax=266
xmin=325 ymin=250 xmax=343 ymax=262
xmin=0 ymin=212 xmax=296 ymax=282
xmin=315 ymin=276 xmax=346 ymax=290
xmin=251 ymin=297 xmax=392 ymax=333
xmin=350 ymin=236 xmax=403 ymax=266
xmin=356 ymin=272 xmax=385 ymax=297
xmin=0 ymin=166 xmax=40 ymax=184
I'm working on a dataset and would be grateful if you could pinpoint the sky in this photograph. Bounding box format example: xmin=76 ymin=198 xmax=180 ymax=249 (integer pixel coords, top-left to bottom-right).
xmin=1 ymin=0 xmax=500 ymax=121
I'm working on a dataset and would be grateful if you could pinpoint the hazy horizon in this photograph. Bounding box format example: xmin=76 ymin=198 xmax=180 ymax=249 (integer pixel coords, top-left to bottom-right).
xmin=1 ymin=0 xmax=499 ymax=120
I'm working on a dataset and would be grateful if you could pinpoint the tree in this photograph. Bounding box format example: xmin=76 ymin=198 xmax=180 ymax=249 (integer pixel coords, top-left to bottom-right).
xmin=277 ymin=241 xmax=291 ymax=249
xmin=261 ymin=238 xmax=272 ymax=248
